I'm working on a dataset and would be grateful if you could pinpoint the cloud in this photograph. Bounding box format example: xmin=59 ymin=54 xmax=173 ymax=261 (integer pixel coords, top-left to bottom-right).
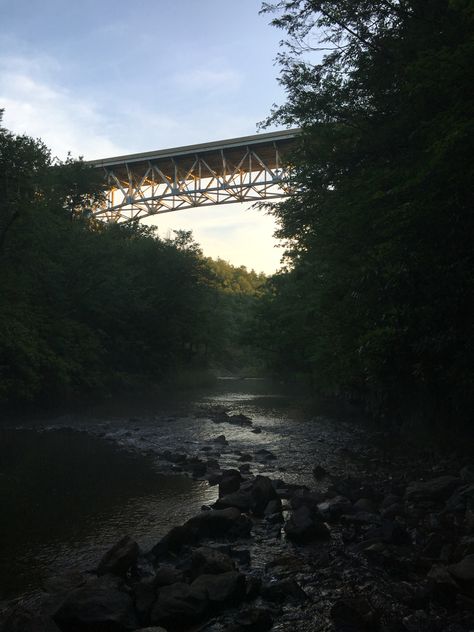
xmin=0 ymin=54 xmax=125 ymax=159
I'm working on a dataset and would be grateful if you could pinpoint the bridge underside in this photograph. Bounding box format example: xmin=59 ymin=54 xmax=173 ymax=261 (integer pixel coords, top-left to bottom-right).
xmin=88 ymin=129 xmax=297 ymax=222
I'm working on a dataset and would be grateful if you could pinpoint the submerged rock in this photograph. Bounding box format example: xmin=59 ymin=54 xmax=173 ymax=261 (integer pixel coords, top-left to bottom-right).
xmin=97 ymin=535 xmax=139 ymax=577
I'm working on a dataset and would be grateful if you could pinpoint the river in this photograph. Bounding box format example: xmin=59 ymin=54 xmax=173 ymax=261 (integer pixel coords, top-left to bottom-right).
xmin=0 ymin=377 xmax=368 ymax=603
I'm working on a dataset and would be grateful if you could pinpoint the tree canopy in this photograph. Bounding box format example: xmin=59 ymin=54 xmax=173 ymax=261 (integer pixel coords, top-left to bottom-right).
xmin=0 ymin=115 xmax=266 ymax=406
xmin=256 ymin=1 xmax=474 ymax=422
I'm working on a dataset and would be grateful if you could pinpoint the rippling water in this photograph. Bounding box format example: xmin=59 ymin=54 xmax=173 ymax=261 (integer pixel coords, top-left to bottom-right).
xmin=0 ymin=378 xmax=364 ymax=601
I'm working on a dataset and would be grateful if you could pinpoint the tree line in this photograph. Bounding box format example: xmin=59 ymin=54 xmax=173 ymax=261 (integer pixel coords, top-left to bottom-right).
xmin=254 ymin=0 xmax=474 ymax=425
xmin=2 ymin=0 xmax=472 ymax=426
xmin=0 ymin=115 xmax=264 ymax=407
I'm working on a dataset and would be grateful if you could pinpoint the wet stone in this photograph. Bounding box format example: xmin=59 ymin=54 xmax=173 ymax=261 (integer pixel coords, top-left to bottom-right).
xmin=284 ymin=505 xmax=330 ymax=543
xmin=97 ymin=535 xmax=139 ymax=577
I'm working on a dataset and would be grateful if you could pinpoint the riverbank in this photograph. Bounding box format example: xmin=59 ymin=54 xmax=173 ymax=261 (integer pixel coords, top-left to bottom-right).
xmin=1 ymin=380 xmax=473 ymax=631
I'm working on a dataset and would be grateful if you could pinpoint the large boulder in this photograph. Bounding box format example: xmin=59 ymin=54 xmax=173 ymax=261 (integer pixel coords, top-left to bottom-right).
xmin=150 ymin=582 xmax=207 ymax=628
xmin=405 ymin=476 xmax=461 ymax=502
xmin=284 ymin=505 xmax=330 ymax=543
xmin=317 ymin=495 xmax=353 ymax=520
xmin=191 ymin=546 xmax=235 ymax=576
xmin=219 ymin=469 xmax=243 ymax=497
xmin=97 ymin=535 xmax=139 ymax=577
xmin=152 ymin=508 xmax=251 ymax=557
xmin=249 ymin=476 xmax=278 ymax=517
xmin=53 ymin=576 xmax=139 ymax=630
xmin=449 ymin=555 xmax=474 ymax=583
xmin=191 ymin=571 xmax=246 ymax=606
xmin=214 ymin=489 xmax=253 ymax=513
xmin=216 ymin=476 xmax=278 ymax=517
xmin=260 ymin=578 xmax=307 ymax=603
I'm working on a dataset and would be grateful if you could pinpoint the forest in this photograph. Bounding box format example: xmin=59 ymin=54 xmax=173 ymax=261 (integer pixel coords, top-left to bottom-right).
xmin=1 ymin=0 xmax=473 ymax=428
xmin=0 ymin=119 xmax=265 ymax=406
xmin=255 ymin=0 xmax=474 ymax=426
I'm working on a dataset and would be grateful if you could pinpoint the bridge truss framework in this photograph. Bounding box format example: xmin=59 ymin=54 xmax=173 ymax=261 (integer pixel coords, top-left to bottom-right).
xmin=88 ymin=129 xmax=298 ymax=222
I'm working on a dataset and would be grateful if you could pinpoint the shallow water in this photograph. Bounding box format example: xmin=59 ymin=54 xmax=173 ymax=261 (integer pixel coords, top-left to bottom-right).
xmin=0 ymin=378 xmax=364 ymax=601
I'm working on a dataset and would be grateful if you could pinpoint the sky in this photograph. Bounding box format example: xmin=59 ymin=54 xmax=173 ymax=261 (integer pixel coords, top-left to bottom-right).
xmin=0 ymin=0 xmax=290 ymax=273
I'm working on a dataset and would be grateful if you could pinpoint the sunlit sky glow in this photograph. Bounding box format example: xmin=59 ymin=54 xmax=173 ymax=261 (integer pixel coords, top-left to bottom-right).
xmin=0 ymin=0 xmax=290 ymax=273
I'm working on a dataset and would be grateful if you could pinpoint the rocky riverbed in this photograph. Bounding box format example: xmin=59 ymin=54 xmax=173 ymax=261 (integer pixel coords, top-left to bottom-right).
xmin=1 ymin=380 xmax=474 ymax=631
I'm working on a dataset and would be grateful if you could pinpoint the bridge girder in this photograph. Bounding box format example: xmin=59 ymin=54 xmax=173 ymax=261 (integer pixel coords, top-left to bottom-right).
xmin=88 ymin=129 xmax=298 ymax=222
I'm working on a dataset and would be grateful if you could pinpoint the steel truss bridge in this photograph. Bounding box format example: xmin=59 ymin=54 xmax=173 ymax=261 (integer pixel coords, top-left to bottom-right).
xmin=88 ymin=129 xmax=298 ymax=222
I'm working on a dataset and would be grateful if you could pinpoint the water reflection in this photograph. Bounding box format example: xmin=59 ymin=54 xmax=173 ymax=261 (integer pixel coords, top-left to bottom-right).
xmin=0 ymin=428 xmax=216 ymax=599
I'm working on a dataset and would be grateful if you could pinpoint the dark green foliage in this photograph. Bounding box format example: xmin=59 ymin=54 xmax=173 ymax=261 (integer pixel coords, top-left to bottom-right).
xmin=257 ymin=1 xmax=474 ymax=422
xmin=0 ymin=116 xmax=264 ymax=404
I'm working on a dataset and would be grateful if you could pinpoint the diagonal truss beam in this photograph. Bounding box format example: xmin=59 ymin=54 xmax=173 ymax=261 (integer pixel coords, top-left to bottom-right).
xmin=87 ymin=129 xmax=299 ymax=222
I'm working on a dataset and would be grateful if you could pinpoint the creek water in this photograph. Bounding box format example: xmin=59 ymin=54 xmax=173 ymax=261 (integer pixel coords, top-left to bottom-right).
xmin=0 ymin=377 xmax=366 ymax=602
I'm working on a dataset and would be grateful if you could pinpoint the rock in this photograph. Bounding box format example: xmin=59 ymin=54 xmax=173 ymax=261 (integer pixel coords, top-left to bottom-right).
xmin=251 ymin=427 xmax=262 ymax=434
xmin=405 ymin=475 xmax=461 ymax=502
xmin=191 ymin=546 xmax=235 ymax=576
xmin=216 ymin=476 xmax=279 ymax=517
xmin=233 ymin=607 xmax=273 ymax=631
xmin=460 ymin=466 xmax=474 ymax=482
xmin=152 ymin=508 xmax=251 ymax=557
xmin=381 ymin=502 xmax=404 ymax=519
xmin=290 ymin=489 xmax=324 ymax=512
xmin=380 ymin=493 xmax=401 ymax=509
xmin=260 ymin=578 xmax=307 ymax=603
xmin=264 ymin=499 xmax=282 ymax=516
xmin=150 ymin=582 xmax=208 ymax=628
xmin=427 ymin=564 xmax=460 ymax=606
xmin=284 ymin=505 xmax=330 ymax=543
xmin=229 ymin=414 xmax=252 ymax=426
xmin=192 ymin=462 xmax=207 ymax=477
xmin=381 ymin=519 xmax=411 ymax=545
xmin=163 ymin=452 xmax=187 ymax=464
xmin=250 ymin=476 xmax=279 ymax=517
xmin=213 ymin=434 xmax=228 ymax=444
xmin=191 ymin=571 xmax=246 ymax=605
xmin=238 ymin=453 xmax=253 ymax=462
xmin=153 ymin=565 xmax=184 ymax=586
xmin=255 ymin=449 xmax=275 ymax=460
xmin=330 ymin=597 xmax=377 ymax=630
xmin=312 ymin=464 xmax=328 ymax=479
xmin=97 ymin=535 xmax=139 ymax=577
xmin=0 ymin=611 xmax=61 ymax=632
xmin=215 ymin=489 xmax=253 ymax=512
xmin=53 ymin=576 xmax=139 ymax=630
xmin=317 ymin=495 xmax=353 ymax=519
xmin=133 ymin=577 xmax=157 ymax=621
xmin=219 ymin=469 xmax=243 ymax=497
xmin=135 ymin=627 xmax=168 ymax=632
xmin=449 ymin=555 xmax=474 ymax=582
xmin=354 ymin=498 xmax=377 ymax=513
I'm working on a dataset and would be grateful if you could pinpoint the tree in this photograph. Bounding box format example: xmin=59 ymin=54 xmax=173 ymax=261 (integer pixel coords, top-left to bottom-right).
xmin=258 ymin=0 xmax=474 ymax=422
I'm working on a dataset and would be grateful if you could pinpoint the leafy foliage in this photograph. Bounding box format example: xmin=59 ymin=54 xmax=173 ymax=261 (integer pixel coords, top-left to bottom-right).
xmin=0 ymin=117 xmax=266 ymax=405
xmin=257 ymin=1 xmax=474 ymax=421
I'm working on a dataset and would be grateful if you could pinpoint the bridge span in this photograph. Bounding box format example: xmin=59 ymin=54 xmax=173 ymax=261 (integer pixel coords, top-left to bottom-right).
xmin=88 ymin=129 xmax=298 ymax=222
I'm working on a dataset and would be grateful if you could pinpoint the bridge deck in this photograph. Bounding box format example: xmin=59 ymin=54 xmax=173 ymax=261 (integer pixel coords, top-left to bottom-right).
xmin=88 ymin=129 xmax=299 ymax=222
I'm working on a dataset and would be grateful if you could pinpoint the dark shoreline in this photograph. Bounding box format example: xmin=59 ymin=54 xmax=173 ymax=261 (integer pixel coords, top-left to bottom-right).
xmin=1 ymin=400 xmax=474 ymax=631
